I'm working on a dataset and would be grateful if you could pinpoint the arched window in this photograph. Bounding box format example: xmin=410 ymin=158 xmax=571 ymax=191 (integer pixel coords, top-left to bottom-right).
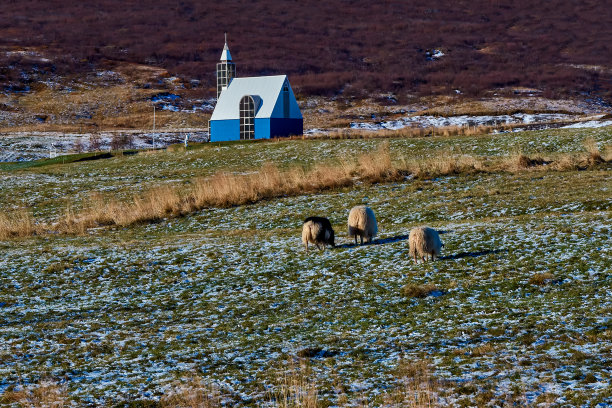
xmin=240 ymin=95 xmax=255 ymax=140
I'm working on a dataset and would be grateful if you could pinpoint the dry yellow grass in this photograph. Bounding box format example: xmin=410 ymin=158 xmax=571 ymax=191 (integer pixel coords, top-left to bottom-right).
xmin=268 ymin=358 xmax=439 ymax=408
xmin=401 ymin=283 xmax=440 ymax=298
xmin=0 ymin=380 xmax=69 ymax=408
xmin=321 ymin=125 xmax=462 ymax=140
xmin=0 ymin=360 xmax=460 ymax=407
xmin=2 ymin=81 xmax=209 ymax=132
xmin=57 ymin=146 xmax=390 ymax=232
xmin=383 ymin=359 xmax=439 ymax=407
xmin=470 ymin=343 xmax=495 ymax=357
xmin=584 ymin=136 xmax=605 ymax=165
xmin=268 ymin=359 xmax=319 ymax=408
xmin=1 ymin=142 xmax=609 ymax=239
xmin=504 ymin=151 xmax=547 ymax=171
xmin=310 ymin=122 xmax=535 ymax=141
xmin=160 ymin=376 xmax=221 ymax=408
xmin=0 ymin=209 xmax=39 ymax=239
xmin=407 ymin=154 xmax=485 ymax=179
xmin=529 ymin=272 xmax=556 ymax=286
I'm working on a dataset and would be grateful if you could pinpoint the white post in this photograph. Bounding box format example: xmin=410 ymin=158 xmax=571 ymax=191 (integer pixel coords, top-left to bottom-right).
xmin=153 ymin=104 xmax=156 ymax=149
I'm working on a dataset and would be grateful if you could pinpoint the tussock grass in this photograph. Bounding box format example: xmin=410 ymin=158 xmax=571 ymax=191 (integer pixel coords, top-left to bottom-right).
xmin=266 ymin=358 xmax=440 ymax=407
xmin=55 ymin=144 xmax=394 ymax=232
xmin=584 ymin=136 xmax=605 ymax=165
xmin=529 ymin=272 xmax=556 ymax=286
xmin=160 ymin=376 xmax=221 ymax=408
xmin=0 ymin=380 xmax=69 ymax=407
xmin=1 ymin=138 xmax=610 ymax=239
xmin=0 ymin=361 xmax=442 ymax=407
xmin=505 ymin=151 xmax=547 ymax=171
xmin=407 ymin=154 xmax=485 ymax=178
xmin=383 ymin=359 xmax=439 ymax=407
xmin=470 ymin=343 xmax=495 ymax=357
xmin=268 ymin=359 xmax=319 ymax=408
xmin=402 ymin=283 xmax=440 ymax=298
xmin=0 ymin=209 xmax=39 ymax=239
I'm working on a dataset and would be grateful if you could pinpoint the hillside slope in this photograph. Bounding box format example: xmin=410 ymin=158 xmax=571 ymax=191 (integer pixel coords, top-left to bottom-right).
xmin=1 ymin=0 xmax=612 ymax=100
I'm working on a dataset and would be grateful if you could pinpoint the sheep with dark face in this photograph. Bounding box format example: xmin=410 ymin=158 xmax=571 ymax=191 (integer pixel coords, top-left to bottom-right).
xmin=348 ymin=206 xmax=378 ymax=245
xmin=409 ymin=226 xmax=443 ymax=263
xmin=302 ymin=216 xmax=335 ymax=252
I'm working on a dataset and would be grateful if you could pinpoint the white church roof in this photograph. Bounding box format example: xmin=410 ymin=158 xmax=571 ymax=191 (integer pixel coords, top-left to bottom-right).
xmin=210 ymin=75 xmax=302 ymax=121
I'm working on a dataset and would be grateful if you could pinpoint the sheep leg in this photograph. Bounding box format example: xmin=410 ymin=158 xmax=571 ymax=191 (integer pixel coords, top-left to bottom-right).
xmin=360 ymin=235 xmax=364 ymax=245
xmin=305 ymin=241 xmax=309 ymax=253
xmin=316 ymin=243 xmax=322 ymax=251
xmin=413 ymin=254 xmax=418 ymax=264
xmin=354 ymin=235 xmax=358 ymax=245
xmin=422 ymin=255 xmax=427 ymax=263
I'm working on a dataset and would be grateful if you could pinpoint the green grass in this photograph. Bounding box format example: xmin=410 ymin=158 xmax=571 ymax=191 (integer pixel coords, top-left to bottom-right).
xmin=0 ymin=126 xmax=611 ymax=406
xmin=0 ymin=151 xmax=117 ymax=171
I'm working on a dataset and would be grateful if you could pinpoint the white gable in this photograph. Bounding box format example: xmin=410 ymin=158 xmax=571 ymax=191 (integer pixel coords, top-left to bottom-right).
xmin=210 ymin=75 xmax=302 ymax=121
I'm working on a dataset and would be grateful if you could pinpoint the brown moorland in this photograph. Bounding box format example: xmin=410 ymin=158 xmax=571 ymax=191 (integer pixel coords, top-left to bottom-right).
xmin=1 ymin=0 xmax=612 ymax=100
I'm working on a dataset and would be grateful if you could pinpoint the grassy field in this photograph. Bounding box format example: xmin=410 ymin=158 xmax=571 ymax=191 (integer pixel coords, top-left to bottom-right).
xmin=0 ymin=127 xmax=611 ymax=406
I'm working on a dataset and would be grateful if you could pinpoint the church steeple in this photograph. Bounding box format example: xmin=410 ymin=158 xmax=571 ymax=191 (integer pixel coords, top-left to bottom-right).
xmin=220 ymin=33 xmax=232 ymax=61
xmin=216 ymin=33 xmax=236 ymax=98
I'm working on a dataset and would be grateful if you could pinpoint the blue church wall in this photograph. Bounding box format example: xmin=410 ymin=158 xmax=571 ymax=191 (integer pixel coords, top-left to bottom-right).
xmin=210 ymin=119 xmax=240 ymax=142
xmin=270 ymin=118 xmax=303 ymax=137
xmin=211 ymin=118 xmax=302 ymax=141
xmin=211 ymin=119 xmax=275 ymax=141
xmin=254 ymin=118 xmax=270 ymax=139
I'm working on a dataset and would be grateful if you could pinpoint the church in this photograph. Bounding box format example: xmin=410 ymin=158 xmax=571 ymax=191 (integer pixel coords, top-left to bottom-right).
xmin=208 ymin=37 xmax=303 ymax=142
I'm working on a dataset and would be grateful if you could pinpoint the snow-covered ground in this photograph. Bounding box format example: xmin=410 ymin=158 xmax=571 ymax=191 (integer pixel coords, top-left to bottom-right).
xmin=350 ymin=112 xmax=578 ymax=131
xmin=562 ymin=119 xmax=612 ymax=128
xmin=0 ymin=130 xmax=209 ymax=162
xmin=2 ymin=112 xmax=610 ymax=163
xmin=0 ymin=171 xmax=610 ymax=405
xmin=0 ymin=127 xmax=610 ymax=405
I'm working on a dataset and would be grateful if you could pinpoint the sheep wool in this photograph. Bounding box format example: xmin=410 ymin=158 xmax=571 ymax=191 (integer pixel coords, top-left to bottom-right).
xmin=409 ymin=226 xmax=443 ymax=263
xmin=302 ymin=217 xmax=335 ymax=252
xmin=348 ymin=206 xmax=378 ymax=245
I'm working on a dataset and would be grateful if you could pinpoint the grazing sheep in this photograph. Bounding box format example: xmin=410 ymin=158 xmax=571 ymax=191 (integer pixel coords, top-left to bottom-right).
xmin=409 ymin=226 xmax=443 ymax=263
xmin=302 ymin=217 xmax=335 ymax=252
xmin=348 ymin=206 xmax=378 ymax=245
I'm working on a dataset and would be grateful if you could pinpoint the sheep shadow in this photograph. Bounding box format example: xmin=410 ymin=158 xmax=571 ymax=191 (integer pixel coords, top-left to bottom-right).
xmin=440 ymin=249 xmax=506 ymax=260
xmin=335 ymin=234 xmax=410 ymax=249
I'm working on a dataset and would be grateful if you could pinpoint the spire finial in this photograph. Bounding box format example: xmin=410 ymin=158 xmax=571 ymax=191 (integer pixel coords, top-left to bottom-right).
xmin=220 ymin=32 xmax=232 ymax=62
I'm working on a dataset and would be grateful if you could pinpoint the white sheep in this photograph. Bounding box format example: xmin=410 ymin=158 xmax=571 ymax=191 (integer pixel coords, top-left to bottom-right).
xmin=409 ymin=226 xmax=443 ymax=263
xmin=348 ymin=205 xmax=378 ymax=245
xmin=302 ymin=216 xmax=335 ymax=252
